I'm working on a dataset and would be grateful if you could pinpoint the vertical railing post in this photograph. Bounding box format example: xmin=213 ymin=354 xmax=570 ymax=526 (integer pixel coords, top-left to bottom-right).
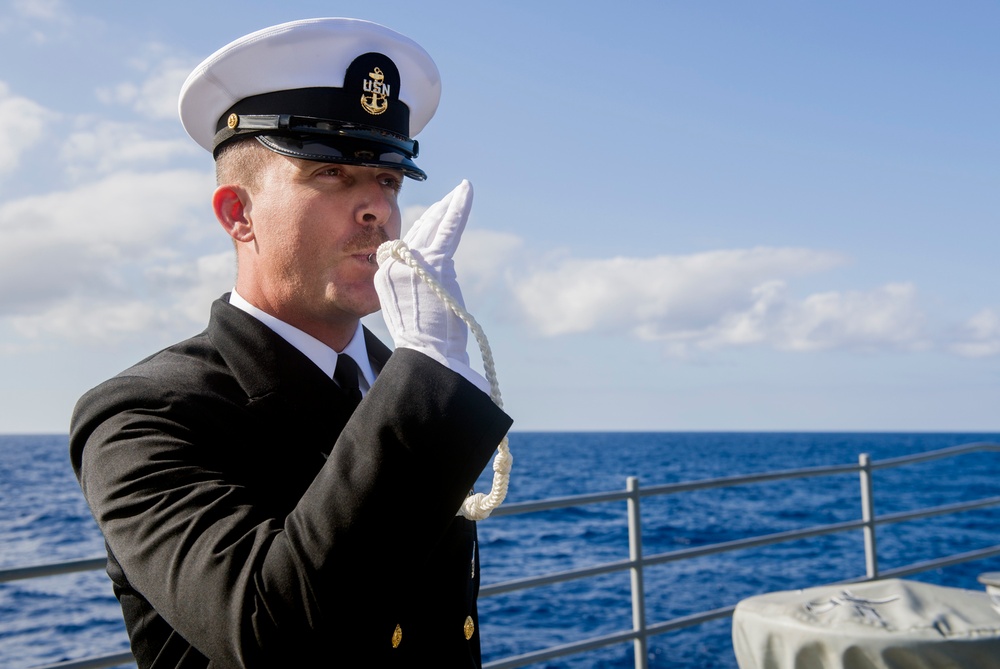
xmin=859 ymin=453 xmax=879 ymax=579
xmin=626 ymin=476 xmax=648 ymax=669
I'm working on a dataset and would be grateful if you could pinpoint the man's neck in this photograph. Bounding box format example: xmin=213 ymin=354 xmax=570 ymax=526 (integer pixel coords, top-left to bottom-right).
xmin=232 ymin=289 xmax=359 ymax=352
xmin=228 ymin=290 xmax=375 ymax=388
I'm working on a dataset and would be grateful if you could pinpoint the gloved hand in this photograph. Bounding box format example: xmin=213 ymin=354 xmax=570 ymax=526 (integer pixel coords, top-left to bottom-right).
xmin=375 ymin=180 xmax=489 ymax=394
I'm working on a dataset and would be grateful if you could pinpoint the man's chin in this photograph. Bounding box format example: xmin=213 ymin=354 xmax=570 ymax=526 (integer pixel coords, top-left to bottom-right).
xmin=326 ymin=292 xmax=381 ymax=322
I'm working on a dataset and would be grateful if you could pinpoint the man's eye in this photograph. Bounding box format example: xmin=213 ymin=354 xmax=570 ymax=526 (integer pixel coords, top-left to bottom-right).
xmin=381 ymin=176 xmax=402 ymax=191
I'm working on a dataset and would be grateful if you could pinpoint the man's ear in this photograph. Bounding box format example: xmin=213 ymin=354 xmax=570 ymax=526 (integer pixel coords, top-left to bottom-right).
xmin=213 ymin=185 xmax=254 ymax=242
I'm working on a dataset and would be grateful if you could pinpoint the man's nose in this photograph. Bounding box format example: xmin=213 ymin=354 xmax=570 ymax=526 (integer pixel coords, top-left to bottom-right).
xmin=357 ymin=181 xmax=393 ymax=226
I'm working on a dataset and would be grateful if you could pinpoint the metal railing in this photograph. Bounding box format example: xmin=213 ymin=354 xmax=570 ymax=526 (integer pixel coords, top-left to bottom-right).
xmin=478 ymin=441 xmax=1000 ymax=669
xmin=4 ymin=441 xmax=1000 ymax=669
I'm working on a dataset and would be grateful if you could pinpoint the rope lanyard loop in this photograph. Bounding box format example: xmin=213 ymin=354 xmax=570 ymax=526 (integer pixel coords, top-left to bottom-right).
xmin=377 ymin=239 xmax=512 ymax=520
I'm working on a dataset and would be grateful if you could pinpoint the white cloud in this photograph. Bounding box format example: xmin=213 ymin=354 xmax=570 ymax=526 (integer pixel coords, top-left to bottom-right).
xmin=0 ymin=27 xmax=224 ymax=350
xmin=134 ymin=60 xmax=195 ymax=121
xmin=60 ymin=119 xmax=198 ymax=178
xmin=0 ymin=167 xmax=216 ymax=317
xmin=145 ymin=251 xmax=236 ymax=325
xmin=0 ymin=43 xmax=220 ymax=349
xmin=511 ymin=247 xmax=844 ymax=335
xmin=950 ymin=308 xmax=1000 ymax=358
xmin=96 ymin=53 xmax=196 ymax=121
xmin=700 ymin=281 xmax=926 ymax=353
xmin=504 ymin=246 xmax=932 ymax=355
xmin=455 ymin=229 xmax=524 ymax=297
xmin=9 ymin=298 xmax=164 ymax=342
xmin=9 ymin=250 xmax=235 ymax=344
xmin=0 ymin=81 xmax=57 ymax=175
xmin=4 ymin=0 xmax=80 ymax=43
xmin=12 ymin=0 xmax=68 ymax=21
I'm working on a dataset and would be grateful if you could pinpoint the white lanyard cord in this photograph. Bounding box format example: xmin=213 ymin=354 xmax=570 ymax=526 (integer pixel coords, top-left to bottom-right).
xmin=377 ymin=239 xmax=512 ymax=520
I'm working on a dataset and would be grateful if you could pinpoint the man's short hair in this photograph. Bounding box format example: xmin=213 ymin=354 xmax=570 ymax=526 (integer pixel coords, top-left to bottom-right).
xmin=215 ymin=137 xmax=272 ymax=191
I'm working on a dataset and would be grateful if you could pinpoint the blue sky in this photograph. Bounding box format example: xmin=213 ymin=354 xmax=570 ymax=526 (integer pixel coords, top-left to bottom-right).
xmin=0 ymin=0 xmax=997 ymax=433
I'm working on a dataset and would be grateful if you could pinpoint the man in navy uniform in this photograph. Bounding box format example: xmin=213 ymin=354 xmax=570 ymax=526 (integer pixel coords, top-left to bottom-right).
xmin=70 ymin=18 xmax=511 ymax=668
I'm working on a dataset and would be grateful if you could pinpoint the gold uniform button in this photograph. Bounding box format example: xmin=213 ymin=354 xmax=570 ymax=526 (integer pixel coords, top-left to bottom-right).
xmin=391 ymin=623 xmax=402 ymax=649
xmin=226 ymin=113 xmax=239 ymax=129
xmin=464 ymin=615 xmax=475 ymax=640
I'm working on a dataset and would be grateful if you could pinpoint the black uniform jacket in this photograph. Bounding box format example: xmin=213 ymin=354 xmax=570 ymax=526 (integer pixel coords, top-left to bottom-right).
xmin=70 ymin=297 xmax=513 ymax=668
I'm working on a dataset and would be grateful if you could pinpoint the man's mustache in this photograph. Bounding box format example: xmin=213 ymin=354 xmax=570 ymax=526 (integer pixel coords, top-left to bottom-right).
xmin=343 ymin=226 xmax=391 ymax=254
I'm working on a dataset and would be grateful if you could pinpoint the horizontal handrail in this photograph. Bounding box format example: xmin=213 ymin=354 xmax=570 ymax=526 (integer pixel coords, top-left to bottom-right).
xmin=869 ymin=441 xmax=1000 ymax=470
xmin=644 ymin=605 xmax=737 ymax=637
xmin=1 ymin=560 xmax=131 ymax=668
xmin=481 ymin=557 xmax=634 ymax=597
xmin=489 ymin=462 xmax=863 ymax=519
xmin=484 ymin=518 xmax=871 ymax=598
xmin=488 ymin=488 xmax=631 ymax=516
xmin=870 ymin=544 xmax=1000 ymax=582
xmin=639 ymin=462 xmax=861 ymax=497
xmin=0 ymin=557 xmax=106 ymax=584
xmin=875 ymin=495 xmax=1000 ymax=527
xmin=644 ymin=518 xmax=868 ymax=567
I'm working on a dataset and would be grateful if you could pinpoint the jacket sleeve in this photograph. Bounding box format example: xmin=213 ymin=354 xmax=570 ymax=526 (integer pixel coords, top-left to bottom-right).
xmin=70 ymin=347 xmax=512 ymax=667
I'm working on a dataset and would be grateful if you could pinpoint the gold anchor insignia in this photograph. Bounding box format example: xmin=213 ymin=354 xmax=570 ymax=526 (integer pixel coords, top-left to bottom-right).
xmin=360 ymin=66 xmax=390 ymax=116
xmin=226 ymin=113 xmax=239 ymax=129
xmin=464 ymin=615 xmax=475 ymax=640
xmin=391 ymin=623 xmax=402 ymax=648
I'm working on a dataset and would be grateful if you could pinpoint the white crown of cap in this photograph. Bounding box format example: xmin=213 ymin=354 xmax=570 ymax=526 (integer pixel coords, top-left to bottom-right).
xmin=178 ymin=17 xmax=441 ymax=153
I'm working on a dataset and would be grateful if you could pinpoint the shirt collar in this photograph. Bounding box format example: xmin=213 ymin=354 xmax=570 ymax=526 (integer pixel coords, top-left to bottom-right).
xmin=228 ymin=289 xmax=375 ymax=392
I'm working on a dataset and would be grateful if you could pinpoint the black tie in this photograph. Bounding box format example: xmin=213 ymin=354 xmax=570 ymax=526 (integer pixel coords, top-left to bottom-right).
xmin=334 ymin=353 xmax=363 ymax=409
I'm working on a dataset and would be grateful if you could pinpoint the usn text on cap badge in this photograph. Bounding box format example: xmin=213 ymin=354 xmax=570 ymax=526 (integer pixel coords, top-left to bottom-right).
xmin=360 ymin=67 xmax=390 ymax=115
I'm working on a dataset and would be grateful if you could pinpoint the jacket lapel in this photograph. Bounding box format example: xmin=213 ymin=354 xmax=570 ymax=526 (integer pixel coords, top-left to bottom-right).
xmin=363 ymin=326 xmax=392 ymax=376
xmin=206 ymin=295 xmax=394 ymax=459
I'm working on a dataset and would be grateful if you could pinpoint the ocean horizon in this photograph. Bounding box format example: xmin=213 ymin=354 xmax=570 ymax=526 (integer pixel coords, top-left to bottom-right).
xmin=3 ymin=431 xmax=1000 ymax=668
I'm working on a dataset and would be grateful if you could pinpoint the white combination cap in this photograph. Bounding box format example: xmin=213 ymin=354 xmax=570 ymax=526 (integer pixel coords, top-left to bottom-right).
xmin=178 ymin=18 xmax=441 ymax=180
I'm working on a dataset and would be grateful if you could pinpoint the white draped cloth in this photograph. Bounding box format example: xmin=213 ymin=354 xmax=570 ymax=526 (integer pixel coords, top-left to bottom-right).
xmin=732 ymin=578 xmax=1000 ymax=669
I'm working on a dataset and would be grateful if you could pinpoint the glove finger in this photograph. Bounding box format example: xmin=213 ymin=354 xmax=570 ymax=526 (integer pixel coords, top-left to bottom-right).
xmin=403 ymin=188 xmax=456 ymax=251
xmin=404 ymin=180 xmax=473 ymax=265
xmin=428 ymin=180 xmax=473 ymax=261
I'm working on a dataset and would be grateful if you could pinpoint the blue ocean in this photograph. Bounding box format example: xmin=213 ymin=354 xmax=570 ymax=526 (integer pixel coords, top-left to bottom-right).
xmin=2 ymin=432 xmax=999 ymax=668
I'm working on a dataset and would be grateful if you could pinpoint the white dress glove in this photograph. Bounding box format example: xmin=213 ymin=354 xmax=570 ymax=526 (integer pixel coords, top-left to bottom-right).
xmin=375 ymin=180 xmax=490 ymax=394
